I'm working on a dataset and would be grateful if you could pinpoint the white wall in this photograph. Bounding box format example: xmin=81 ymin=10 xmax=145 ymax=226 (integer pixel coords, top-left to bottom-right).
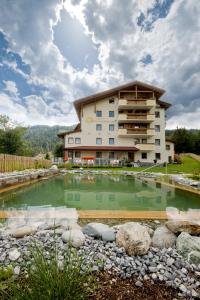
xmin=64 ymin=93 xmax=173 ymax=163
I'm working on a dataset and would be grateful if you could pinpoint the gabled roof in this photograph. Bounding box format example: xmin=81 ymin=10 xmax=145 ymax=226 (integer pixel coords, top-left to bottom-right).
xmin=74 ymin=80 xmax=170 ymax=119
xmin=57 ymin=123 xmax=81 ymax=138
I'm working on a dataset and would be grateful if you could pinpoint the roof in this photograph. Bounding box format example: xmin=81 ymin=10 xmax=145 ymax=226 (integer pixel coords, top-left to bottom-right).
xmin=166 ymin=138 xmax=174 ymax=143
xmin=74 ymin=80 xmax=167 ymax=119
xmin=64 ymin=146 xmax=139 ymax=151
xmin=58 ymin=123 xmax=81 ymax=138
xmin=158 ymin=100 xmax=171 ymax=109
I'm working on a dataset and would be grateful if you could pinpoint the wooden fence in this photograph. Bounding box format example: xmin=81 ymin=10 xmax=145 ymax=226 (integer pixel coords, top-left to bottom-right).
xmin=0 ymin=154 xmax=52 ymax=173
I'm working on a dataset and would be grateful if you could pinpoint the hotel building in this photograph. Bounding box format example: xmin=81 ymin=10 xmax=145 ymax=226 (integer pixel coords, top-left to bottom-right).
xmin=59 ymin=81 xmax=174 ymax=165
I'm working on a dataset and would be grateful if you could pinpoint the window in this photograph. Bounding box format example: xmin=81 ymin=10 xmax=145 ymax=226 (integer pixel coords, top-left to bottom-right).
xmin=166 ymin=144 xmax=170 ymax=150
xmin=109 ymin=98 xmax=114 ymax=104
xmin=96 ymin=124 xmax=102 ymax=131
xmin=155 ymin=111 xmax=160 ymax=118
xmin=75 ymin=137 xmax=81 ymax=144
xmin=96 ymin=110 xmax=102 ymax=117
xmin=155 ymin=139 xmax=160 ymax=145
xmin=142 ymin=138 xmax=147 ymax=144
xmin=155 ymin=153 xmax=161 ymax=160
xmin=96 ymin=138 xmax=102 ymax=145
xmin=155 ymin=125 xmax=160 ymax=132
xmin=109 ymin=124 xmax=114 ymax=131
xmin=141 ymin=152 xmax=147 ymax=159
xmin=75 ymin=151 xmax=81 ymax=158
xmin=96 ymin=151 xmax=102 ymax=158
xmin=109 ymin=111 xmax=114 ymax=117
xmin=109 ymin=138 xmax=114 ymax=145
xmin=68 ymin=151 xmax=73 ymax=158
xmin=68 ymin=137 xmax=74 ymax=144
xmin=109 ymin=152 xmax=115 ymax=159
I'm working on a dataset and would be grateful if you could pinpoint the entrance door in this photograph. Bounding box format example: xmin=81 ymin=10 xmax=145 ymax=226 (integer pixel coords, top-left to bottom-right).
xmin=128 ymin=152 xmax=134 ymax=162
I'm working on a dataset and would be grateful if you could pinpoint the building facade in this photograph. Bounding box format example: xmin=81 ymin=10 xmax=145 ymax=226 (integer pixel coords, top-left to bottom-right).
xmin=59 ymin=81 xmax=174 ymax=165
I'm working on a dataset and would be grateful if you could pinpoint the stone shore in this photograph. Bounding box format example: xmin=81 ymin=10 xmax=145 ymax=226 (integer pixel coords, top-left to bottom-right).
xmin=0 ymin=220 xmax=200 ymax=299
xmin=0 ymin=167 xmax=59 ymax=189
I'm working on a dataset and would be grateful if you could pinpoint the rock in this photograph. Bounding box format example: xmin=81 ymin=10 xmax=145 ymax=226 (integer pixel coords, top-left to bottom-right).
xmin=83 ymin=223 xmax=109 ymax=238
xmin=101 ymin=229 xmax=116 ymax=242
xmin=135 ymin=280 xmax=143 ymax=287
xmin=116 ymin=222 xmax=151 ymax=256
xmin=179 ymin=284 xmax=187 ymax=294
xmin=154 ymin=220 xmax=160 ymax=224
xmin=151 ymin=226 xmax=177 ymax=249
xmin=50 ymin=165 xmax=58 ymax=171
xmin=10 ymin=226 xmax=37 ymax=238
xmin=61 ymin=229 xmax=85 ymax=248
xmin=189 ymin=251 xmax=200 ymax=265
xmin=9 ymin=249 xmax=21 ymax=261
xmin=167 ymin=257 xmax=175 ymax=266
xmin=166 ymin=220 xmax=200 ymax=235
xmin=191 ymin=289 xmax=199 ymax=298
xmin=144 ymin=225 xmax=154 ymax=237
xmin=13 ymin=266 xmax=20 ymax=275
xmin=176 ymin=232 xmax=200 ymax=265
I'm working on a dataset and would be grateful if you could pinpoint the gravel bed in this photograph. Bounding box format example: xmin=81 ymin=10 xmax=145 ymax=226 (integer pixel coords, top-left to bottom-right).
xmin=0 ymin=231 xmax=199 ymax=299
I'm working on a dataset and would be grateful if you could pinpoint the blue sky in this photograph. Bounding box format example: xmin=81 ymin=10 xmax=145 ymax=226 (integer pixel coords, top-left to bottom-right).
xmin=0 ymin=0 xmax=199 ymax=128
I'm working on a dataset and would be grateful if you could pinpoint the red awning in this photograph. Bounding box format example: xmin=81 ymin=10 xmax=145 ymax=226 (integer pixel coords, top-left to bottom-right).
xmin=82 ymin=156 xmax=95 ymax=160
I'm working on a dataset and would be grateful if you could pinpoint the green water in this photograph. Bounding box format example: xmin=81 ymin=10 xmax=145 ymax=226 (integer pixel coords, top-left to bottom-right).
xmin=0 ymin=174 xmax=199 ymax=211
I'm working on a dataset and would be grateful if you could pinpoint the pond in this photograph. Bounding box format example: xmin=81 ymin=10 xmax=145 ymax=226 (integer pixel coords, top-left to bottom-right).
xmin=0 ymin=174 xmax=199 ymax=212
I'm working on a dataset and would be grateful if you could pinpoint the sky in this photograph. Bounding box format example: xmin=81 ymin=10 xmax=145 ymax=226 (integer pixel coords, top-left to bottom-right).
xmin=0 ymin=0 xmax=199 ymax=129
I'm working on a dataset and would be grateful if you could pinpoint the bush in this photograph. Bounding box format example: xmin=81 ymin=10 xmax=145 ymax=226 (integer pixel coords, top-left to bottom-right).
xmin=57 ymin=162 xmax=73 ymax=170
xmin=2 ymin=243 xmax=95 ymax=300
xmin=174 ymin=154 xmax=182 ymax=164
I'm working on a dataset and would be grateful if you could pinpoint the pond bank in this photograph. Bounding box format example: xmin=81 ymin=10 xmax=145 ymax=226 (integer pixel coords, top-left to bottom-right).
xmin=0 ymin=167 xmax=59 ymax=193
xmin=0 ymin=219 xmax=199 ymax=298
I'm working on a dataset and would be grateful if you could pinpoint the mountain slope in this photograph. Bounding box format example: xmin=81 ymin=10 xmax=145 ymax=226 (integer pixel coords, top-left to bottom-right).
xmin=23 ymin=125 xmax=74 ymax=155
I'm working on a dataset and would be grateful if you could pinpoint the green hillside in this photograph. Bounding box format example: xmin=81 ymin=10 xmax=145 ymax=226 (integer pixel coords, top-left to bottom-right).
xmin=23 ymin=125 xmax=74 ymax=155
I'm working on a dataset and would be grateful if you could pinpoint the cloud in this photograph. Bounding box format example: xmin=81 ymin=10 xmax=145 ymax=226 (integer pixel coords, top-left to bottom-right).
xmin=3 ymin=80 xmax=19 ymax=97
xmin=0 ymin=0 xmax=199 ymax=129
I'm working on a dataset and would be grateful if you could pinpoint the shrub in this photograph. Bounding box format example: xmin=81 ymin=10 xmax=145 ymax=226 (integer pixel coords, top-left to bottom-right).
xmin=57 ymin=162 xmax=73 ymax=170
xmin=174 ymin=154 xmax=182 ymax=164
xmin=2 ymin=243 xmax=95 ymax=300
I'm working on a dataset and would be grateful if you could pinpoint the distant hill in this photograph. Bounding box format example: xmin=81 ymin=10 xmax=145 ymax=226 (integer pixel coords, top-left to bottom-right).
xmin=23 ymin=125 xmax=75 ymax=155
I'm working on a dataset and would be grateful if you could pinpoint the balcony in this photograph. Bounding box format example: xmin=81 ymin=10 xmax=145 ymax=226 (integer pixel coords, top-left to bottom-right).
xmin=118 ymin=113 xmax=154 ymax=123
xmin=118 ymin=99 xmax=156 ymax=109
xmin=118 ymin=128 xmax=155 ymax=137
xmin=135 ymin=143 xmax=155 ymax=151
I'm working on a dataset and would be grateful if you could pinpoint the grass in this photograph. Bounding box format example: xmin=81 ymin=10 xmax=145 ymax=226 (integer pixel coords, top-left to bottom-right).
xmin=62 ymin=155 xmax=200 ymax=175
xmin=0 ymin=242 xmax=96 ymax=300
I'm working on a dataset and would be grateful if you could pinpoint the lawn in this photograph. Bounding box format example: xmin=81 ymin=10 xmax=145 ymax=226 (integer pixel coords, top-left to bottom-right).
xmin=70 ymin=155 xmax=200 ymax=175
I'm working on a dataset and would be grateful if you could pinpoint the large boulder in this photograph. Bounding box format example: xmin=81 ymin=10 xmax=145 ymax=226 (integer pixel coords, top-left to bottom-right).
xmin=151 ymin=226 xmax=177 ymax=249
xmin=101 ymin=229 xmax=116 ymax=242
xmin=83 ymin=223 xmax=110 ymax=238
xmin=61 ymin=229 xmax=85 ymax=248
xmin=10 ymin=226 xmax=37 ymax=238
xmin=176 ymin=232 xmax=200 ymax=264
xmin=116 ymin=222 xmax=151 ymax=256
xmin=166 ymin=220 xmax=200 ymax=235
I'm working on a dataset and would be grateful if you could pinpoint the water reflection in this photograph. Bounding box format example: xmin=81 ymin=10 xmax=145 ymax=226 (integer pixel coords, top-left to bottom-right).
xmin=0 ymin=174 xmax=199 ymax=212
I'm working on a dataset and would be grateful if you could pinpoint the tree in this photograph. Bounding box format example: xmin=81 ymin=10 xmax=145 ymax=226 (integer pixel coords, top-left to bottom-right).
xmin=171 ymin=128 xmax=194 ymax=153
xmin=45 ymin=152 xmax=50 ymax=160
xmin=54 ymin=143 xmax=64 ymax=158
xmin=0 ymin=115 xmax=33 ymax=156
